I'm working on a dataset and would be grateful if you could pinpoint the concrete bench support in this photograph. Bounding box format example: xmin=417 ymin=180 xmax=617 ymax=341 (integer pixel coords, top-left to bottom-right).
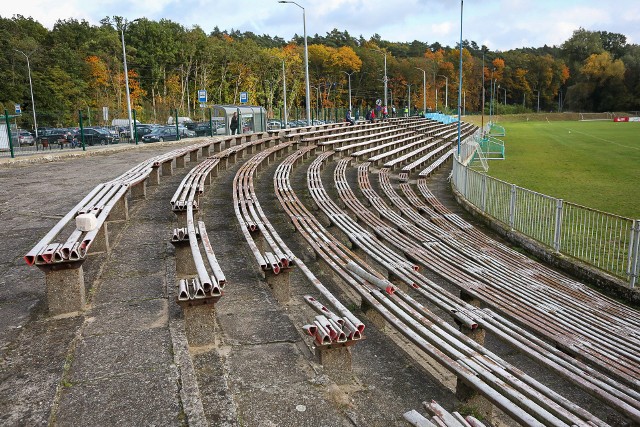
xmin=108 ymin=197 xmax=129 ymax=221
xmin=46 ymin=267 xmax=85 ymax=315
xmin=89 ymin=224 xmax=110 ymax=254
xmin=315 ymin=346 xmax=352 ymax=384
xmin=361 ymin=299 xmax=385 ymax=331
xmin=189 ymin=150 xmax=198 ymax=163
xmin=149 ymin=167 xmax=161 ymax=186
xmin=174 ymin=244 xmax=195 ymax=277
xmin=176 ymin=154 xmax=187 ymax=169
xmin=201 ymin=145 xmax=210 ymax=157
xmin=265 ymin=270 xmax=290 ymax=304
xmin=130 ymin=179 xmax=147 ymax=200
xmin=184 ymin=304 xmax=217 ymax=346
xmin=162 ymin=160 xmax=174 ymax=176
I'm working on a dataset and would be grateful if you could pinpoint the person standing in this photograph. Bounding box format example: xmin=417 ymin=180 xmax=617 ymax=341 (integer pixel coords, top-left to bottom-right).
xmin=230 ymin=112 xmax=239 ymax=135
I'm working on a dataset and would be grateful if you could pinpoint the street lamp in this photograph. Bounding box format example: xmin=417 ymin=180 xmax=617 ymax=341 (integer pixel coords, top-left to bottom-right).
xmin=456 ymin=0 xmax=464 ymax=154
xmin=118 ymin=18 xmax=138 ymax=144
xmin=279 ymin=1 xmax=311 ymax=125
xmin=406 ymin=84 xmax=412 ymax=115
xmin=415 ymin=67 xmax=427 ymax=114
xmin=14 ymin=49 xmax=38 ymax=139
xmin=341 ymin=71 xmax=354 ymax=111
xmin=370 ymin=48 xmax=388 ymax=109
xmin=438 ymin=74 xmax=448 ymax=110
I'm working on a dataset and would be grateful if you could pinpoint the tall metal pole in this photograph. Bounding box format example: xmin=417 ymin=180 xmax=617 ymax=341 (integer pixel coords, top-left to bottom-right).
xmin=416 ymin=67 xmax=426 ymax=113
xmin=120 ymin=24 xmax=134 ymax=144
xmin=282 ymin=59 xmax=288 ymax=128
xmin=14 ymin=49 xmax=38 ymax=140
xmin=481 ymin=53 xmax=485 ymax=130
xmin=457 ymin=0 xmax=464 ymax=155
xmin=383 ymin=53 xmax=388 ymax=109
xmin=370 ymin=49 xmax=388 ymax=108
xmin=341 ymin=71 xmax=353 ymax=111
xmin=279 ymin=1 xmax=311 ymax=125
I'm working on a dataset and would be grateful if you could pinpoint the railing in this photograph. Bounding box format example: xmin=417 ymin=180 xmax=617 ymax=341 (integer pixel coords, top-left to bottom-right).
xmin=452 ymin=155 xmax=639 ymax=288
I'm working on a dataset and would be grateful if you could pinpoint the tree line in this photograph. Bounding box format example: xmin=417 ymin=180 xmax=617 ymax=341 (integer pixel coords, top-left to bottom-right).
xmin=1 ymin=14 xmax=639 ymax=129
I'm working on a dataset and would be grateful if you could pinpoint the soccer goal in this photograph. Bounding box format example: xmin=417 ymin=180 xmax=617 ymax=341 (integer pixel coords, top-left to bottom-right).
xmin=579 ymin=112 xmax=613 ymax=121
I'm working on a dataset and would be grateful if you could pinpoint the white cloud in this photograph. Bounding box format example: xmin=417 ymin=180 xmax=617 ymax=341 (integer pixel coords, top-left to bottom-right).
xmin=2 ymin=0 xmax=639 ymax=50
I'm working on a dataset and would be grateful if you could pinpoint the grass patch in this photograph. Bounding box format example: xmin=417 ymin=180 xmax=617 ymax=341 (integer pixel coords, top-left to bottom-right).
xmin=482 ymin=120 xmax=640 ymax=218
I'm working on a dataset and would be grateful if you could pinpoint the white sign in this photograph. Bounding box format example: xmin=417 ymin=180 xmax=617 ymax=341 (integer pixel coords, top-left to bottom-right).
xmin=198 ymin=89 xmax=207 ymax=103
xmin=14 ymin=104 xmax=21 ymax=114
xmin=240 ymin=92 xmax=249 ymax=104
xmin=103 ymin=106 xmax=109 ymax=121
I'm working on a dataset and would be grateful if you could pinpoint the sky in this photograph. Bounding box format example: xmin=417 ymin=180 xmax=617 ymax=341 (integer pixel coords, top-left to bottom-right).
xmin=5 ymin=0 xmax=640 ymax=51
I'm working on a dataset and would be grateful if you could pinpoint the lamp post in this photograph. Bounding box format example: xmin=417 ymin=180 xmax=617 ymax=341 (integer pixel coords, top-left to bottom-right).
xmin=406 ymin=84 xmax=412 ymax=115
xmin=415 ymin=67 xmax=427 ymax=114
xmin=341 ymin=71 xmax=354 ymax=111
xmin=118 ymin=18 xmax=137 ymax=144
xmin=370 ymin=48 xmax=388 ymax=108
xmin=438 ymin=74 xmax=448 ymax=110
xmin=14 ymin=49 xmax=38 ymax=140
xmin=279 ymin=1 xmax=311 ymax=125
xmin=456 ymin=0 xmax=464 ymax=154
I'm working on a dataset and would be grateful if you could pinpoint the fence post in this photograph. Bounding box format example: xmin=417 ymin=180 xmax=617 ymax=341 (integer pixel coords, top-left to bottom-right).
xmin=509 ymin=184 xmax=516 ymax=228
xmin=463 ymin=163 xmax=468 ymax=197
xmin=132 ymin=109 xmax=138 ymax=144
xmin=481 ymin=174 xmax=487 ymax=212
xmin=78 ymin=110 xmax=86 ymax=151
xmin=4 ymin=110 xmax=15 ymax=159
xmin=553 ymin=199 xmax=563 ymax=252
xmin=629 ymin=219 xmax=639 ymax=288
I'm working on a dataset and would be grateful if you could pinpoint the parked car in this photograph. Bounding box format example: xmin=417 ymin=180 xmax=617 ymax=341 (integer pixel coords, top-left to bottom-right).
xmin=141 ymin=126 xmax=179 ymax=143
xmin=38 ymin=128 xmax=74 ymax=146
xmin=132 ymin=124 xmax=159 ymax=140
xmin=185 ymin=122 xmax=214 ymax=137
xmin=177 ymin=126 xmax=196 ymax=138
xmin=17 ymin=130 xmax=35 ymax=146
xmin=77 ymin=127 xmax=120 ymax=145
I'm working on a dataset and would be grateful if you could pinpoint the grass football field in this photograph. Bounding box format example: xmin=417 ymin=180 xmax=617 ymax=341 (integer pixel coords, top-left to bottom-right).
xmin=482 ymin=120 xmax=640 ymax=219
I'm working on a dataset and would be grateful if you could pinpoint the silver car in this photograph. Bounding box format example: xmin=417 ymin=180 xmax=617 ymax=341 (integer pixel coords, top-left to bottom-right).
xmin=17 ymin=130 xmax=35 ymax=146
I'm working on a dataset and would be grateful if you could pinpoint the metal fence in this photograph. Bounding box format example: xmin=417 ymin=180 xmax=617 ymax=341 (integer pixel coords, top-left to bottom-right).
xmin=452 ymin=155 xmax=639 ymax=288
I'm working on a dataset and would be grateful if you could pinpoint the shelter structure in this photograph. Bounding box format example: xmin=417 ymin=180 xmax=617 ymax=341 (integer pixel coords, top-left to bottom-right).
xmin=213 ymin=105 xmax=267 ymax=135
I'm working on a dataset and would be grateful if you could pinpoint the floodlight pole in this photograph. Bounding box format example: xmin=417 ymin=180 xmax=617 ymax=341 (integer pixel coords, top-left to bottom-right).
xmin=14 ymin=49 xmax=38 ymax=139
xmin=119 ymin=20 xmax=135 ymax=143
xmin=279 ymin=1 xmax=311 ymax=125
xmin=370 ymin=48 xmax=388 ymax=108
xmin=457 ymin=0 xmax=463 ymax=155
xmin=341 ymin=71 xmax=354 ymax=111
xmin=282 ymin=59 xmax=288 ymax=128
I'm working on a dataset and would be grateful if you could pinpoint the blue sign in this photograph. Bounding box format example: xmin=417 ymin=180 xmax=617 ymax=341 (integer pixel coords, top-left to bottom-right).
xmin=240 ymin=92 xmax=248 ymax=104
xmin=198 ymin=89 xmax=207 ymax=103
xmin=14 ymin=104 xmax=21 ymax=114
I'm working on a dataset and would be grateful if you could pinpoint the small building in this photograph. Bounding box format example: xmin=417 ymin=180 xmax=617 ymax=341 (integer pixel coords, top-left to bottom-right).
xmin=212 ymin=105 xmax=267 ymax=135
